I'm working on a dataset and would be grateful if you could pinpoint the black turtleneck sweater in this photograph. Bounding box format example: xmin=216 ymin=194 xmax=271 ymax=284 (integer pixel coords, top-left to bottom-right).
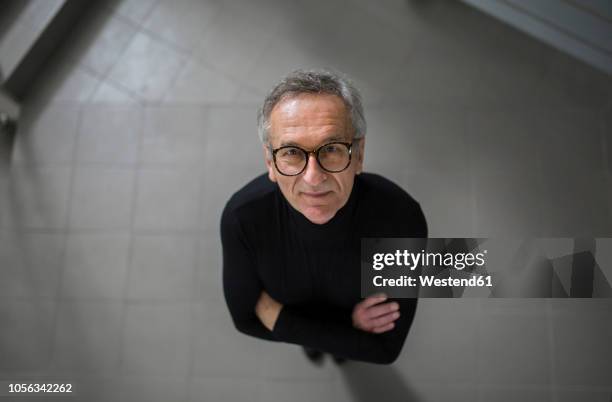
xmin=220 ymin=173 xmax=427 ymax=364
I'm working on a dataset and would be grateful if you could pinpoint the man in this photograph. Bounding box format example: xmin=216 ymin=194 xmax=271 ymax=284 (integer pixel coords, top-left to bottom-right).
xmin=221 ymin=70 xmax=427 ymax=365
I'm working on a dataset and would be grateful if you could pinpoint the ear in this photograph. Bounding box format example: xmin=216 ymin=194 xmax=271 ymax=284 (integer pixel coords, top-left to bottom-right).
xmin=354 ymin=137 xmax=365 ymax=175
xmin=263 ymin=144 xmax=277 ymax=182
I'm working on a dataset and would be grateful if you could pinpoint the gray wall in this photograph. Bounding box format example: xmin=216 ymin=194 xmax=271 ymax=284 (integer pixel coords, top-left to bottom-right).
xmin=0 ymin=0 xmax=611 ymax=401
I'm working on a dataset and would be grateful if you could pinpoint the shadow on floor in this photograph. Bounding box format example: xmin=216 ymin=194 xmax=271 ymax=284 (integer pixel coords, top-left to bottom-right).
xmin=339 ymin=362 xmax=421 ymax=402
xmin=0 ymin=121 xmax=16 ymax=158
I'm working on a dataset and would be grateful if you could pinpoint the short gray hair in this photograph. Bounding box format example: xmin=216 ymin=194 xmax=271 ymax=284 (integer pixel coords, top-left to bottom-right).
xmin=257 ymin=69 xmax=367 ymax=144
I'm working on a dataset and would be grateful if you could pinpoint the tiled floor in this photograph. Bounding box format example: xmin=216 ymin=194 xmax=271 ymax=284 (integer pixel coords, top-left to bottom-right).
xmin=1 ymin=1 xmax=611 ymax=401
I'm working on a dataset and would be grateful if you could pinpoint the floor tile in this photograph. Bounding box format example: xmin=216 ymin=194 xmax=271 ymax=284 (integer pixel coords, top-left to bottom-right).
xmin=259 ymin=379 xmax=334 ymax=402
xmin=164 ymin=59 xmax=240 ymax=104
xmin=259 ymin=342 xmax=337 ymax=381
xmin=61 ymin=233 xmax=130 ymax=300
xmin=552 ymin=308 xmax=612 ymax=387
xmin=52 ymin=301 xmax=123 ymax=371
xmin=122 ymin=302 xmax=192 ymax=375
xmin=143 ymin=0 xmax=220 ymax=53
xmin=466 ymin=108 xmax=541 ymax=176
xmin=118 ymin=375 xmax=188 ymax=402
xmin=397 ymin=299 xmax=480 ymax=383
xmin=335 ymin=362 xmax=425 ymax=402
xmin=62 ymin=8 xmax=138 ymax=76
xmin=128 ymin=234 xmax=197 ymax=301
xmin=107 ymin=32 xmax=186 ymax=102
xmin=191 ymin=301 xmax=263 ymax=378
xmin=555 ymin=387 xmax=612 ymax=402
xmin=77 ymin=106 xmax=142 ymax=165
xmin=479 ymin=385 xmax=552 ymax=402
xmin=536 ymin=108 xmax=605 ymax=173
xmin=0 ymin=301 xmax=56 ymax=370
xmin=90 ymin=80 xmax=140 ymax=104
xmin=69 ymin=167 xmax=135 ymax=230
xmin=134 ymin=168 xmax=201 ymax=231
xmin=107 ymin=0 xmax=158 ymax=25
xmin=7 ymin=166 xmax=72 ymax=229
xmin=141 ymin=105 xmax=207 ymax=166
xmin=477 ymin=314 xmax=551 ymax=386
xmin=0 ymin=231 xmax=64 ymax=300
xmin=402 ymin=168 xmax=473 ymax=237
xmin=193 ymin=1 xmax=279 ymax=81
xmin=538 ymin=169 xmax=611 ymax=236
xmin=196 ymin=235 xmax=223 ymax=302
xmin=188 ymin=377 xmax=260 ymax=402
xmin=12 ymin=104 xmax=80 ymax=165
xmin=28 ymin=59 xmax=100 ymax=104
xmin=472 ymin=171 xmax=545 ymax=236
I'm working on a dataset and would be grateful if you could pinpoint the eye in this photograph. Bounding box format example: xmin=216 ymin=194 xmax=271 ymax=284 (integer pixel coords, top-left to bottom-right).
xmin=279 ymin=147 xmax=300 ymax=157
xmin=322 ymin=144 xmax=340 ymax=153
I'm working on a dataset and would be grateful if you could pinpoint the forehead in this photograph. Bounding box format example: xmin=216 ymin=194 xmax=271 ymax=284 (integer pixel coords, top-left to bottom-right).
xmin=268 ymin=93 xmax=351 ymax=146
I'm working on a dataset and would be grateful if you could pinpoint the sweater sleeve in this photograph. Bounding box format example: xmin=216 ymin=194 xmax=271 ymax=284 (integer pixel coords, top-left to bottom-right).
xmin=272 ymin=297 xmax=417 ymax=364
xmin=220 ymin=205 xmax=278 ymax=342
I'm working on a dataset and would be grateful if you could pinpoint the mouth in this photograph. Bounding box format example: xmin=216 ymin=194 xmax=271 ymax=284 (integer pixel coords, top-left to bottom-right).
xmin=301 ymin=191 xmax=332 ymax=199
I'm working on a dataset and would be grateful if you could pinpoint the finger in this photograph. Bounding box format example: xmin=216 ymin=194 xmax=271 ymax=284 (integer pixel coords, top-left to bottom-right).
xmin=372 ymin=322 xmax=395 ymax=334
xmin=360 ymin=293 xmax=388 ymax=309
xmin=363 ymin=301 xmax=399 ymax=320
xmin=370 ymin=311 xmax=400 ymax=328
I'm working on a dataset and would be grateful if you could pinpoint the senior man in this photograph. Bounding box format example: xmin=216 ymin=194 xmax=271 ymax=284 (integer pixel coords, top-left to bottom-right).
xmin=221 ymin=70 xmax=427 ymax=365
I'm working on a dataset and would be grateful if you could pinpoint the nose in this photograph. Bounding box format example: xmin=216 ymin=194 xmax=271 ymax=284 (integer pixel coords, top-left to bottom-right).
xmin=302 ymin=153 xmax=327 ymax=187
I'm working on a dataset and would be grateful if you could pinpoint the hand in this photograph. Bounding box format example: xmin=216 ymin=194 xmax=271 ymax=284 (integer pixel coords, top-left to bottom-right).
xmin=352 ymin=293 xmax=400 ymax=334
xmin=255 ymin=290 xmax=283 ymax=331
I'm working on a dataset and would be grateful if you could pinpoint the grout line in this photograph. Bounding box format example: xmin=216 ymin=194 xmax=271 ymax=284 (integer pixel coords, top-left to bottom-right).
xmin=186 ymin=104 xmax=214 ymax=391
xmin=72 ymin=2 xmax=150 ymax=105
xmin=116 ymin=105 xmax=145 ymax=375
xmin=47 ymin=102 xmax=84 ymax=371
xmin=157 ymin=49 xmax=192 ymax=105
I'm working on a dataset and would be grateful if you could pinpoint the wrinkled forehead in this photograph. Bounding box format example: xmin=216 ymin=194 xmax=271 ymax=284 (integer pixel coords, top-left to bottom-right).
xmin=268 ymin=93 xmax=352 ymax=145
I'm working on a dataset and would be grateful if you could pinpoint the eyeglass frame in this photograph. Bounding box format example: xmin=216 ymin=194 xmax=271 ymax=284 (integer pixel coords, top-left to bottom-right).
xmin=268 ymin=139 xmax=361 ymax=177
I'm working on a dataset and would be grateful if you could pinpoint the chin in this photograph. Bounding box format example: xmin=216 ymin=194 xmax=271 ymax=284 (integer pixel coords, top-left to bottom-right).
xmin=300 ymin=206 xmax=337 ymax=225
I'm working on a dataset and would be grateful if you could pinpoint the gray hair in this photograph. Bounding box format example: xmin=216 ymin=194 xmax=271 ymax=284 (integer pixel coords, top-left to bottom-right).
xmin=257 ymin=69 xmax=367 ymax=144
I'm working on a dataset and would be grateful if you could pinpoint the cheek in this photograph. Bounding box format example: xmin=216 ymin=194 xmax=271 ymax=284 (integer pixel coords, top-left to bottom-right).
xmin=337 ymin=174 xmax=355 ymax=199
xmin=337 ymin=173 xmax=352 ymax=191
xmin=279 ymin=177 xmax=298 ymax=198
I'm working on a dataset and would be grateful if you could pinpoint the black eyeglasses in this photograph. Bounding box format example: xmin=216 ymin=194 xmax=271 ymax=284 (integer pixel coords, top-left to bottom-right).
xmin=270 ymin=141 xmax=356 ymax=176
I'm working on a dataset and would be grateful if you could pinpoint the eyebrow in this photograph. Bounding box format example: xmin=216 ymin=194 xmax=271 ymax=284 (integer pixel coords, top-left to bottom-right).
xmin=279 ymin=135 xmax=347 ymax=148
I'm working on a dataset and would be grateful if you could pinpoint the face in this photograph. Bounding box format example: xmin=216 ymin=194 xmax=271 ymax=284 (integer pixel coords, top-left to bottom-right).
xmin=264 ymin=93 xmax=365 ymax=225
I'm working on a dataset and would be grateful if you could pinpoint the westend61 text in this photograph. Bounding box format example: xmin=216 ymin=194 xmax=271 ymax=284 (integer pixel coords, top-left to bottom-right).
xmin=373 ymin=275 xmax=493 ymax=288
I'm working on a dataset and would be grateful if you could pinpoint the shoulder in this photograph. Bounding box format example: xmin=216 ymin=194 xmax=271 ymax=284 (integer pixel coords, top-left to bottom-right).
xmin=355 ymin=172 xmax=428 ymax=237
xmin=356 ymin=173 xmax=420 ymax=209
xmin=221 ymin=173 xmax=277 ymax=229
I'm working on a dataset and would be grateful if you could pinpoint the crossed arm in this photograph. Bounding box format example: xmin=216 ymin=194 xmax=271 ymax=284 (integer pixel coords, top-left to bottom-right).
xmin=255 ymin=290 xmax=399 ymax=335
xmin=250 ymin=287 xmax=412 ymax=364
